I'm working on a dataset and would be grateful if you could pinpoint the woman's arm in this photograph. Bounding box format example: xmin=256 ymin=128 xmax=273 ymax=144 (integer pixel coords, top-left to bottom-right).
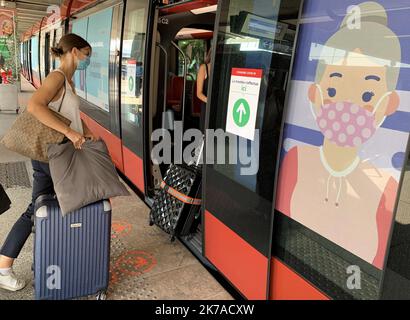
xmin=27 ymin=72 xmax=84 ymax=148
xmin=197 ymin=64 xmax=207 ymax=103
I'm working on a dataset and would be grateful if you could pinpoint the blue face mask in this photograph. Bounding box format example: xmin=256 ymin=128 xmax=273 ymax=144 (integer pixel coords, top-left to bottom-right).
xmin=76 ymin=56 xmax=90 ymax=71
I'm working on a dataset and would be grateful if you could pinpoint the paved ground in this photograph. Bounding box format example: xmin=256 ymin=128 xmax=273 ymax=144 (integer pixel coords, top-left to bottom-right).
xmin=0 ymin=78 xmax=232 ymax=300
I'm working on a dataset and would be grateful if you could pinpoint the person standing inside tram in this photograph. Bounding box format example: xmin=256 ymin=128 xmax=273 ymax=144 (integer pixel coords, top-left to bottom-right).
xmin=276 ymin=2 xmax=402 ymax=269
xmin=0 ymin=33 xmax=96 ymax=291
xmin=197 ymin=48 xmax=212 ymax=133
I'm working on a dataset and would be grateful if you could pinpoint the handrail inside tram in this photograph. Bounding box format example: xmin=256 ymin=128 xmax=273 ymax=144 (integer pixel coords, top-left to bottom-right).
xmin=155 ymin=42 xmax=169 ymax=122
xmin=171 ymin=40 xmax=188 ymax=160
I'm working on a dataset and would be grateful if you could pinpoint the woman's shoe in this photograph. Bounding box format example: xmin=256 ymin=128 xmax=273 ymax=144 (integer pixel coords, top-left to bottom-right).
xmin=0 ymin=269 xmax=26 ymax=291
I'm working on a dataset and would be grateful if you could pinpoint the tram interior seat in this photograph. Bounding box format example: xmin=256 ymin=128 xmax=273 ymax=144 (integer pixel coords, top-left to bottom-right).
xmin=165 ymin=75 xmax=201 ymax=129
xmin=167 ymin=75 xmax=185 ymax=112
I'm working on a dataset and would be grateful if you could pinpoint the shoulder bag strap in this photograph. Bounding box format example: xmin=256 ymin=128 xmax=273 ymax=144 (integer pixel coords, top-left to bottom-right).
xmin=57 ymin=80 xmax=67 ymax=113
xmin=49 ymin=69 xmax=67 ymax=113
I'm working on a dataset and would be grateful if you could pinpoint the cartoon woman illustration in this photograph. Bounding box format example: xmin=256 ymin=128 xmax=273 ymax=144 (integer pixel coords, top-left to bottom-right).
xmin=0 ymin=17 xmax=15 ymax=80
xmin=1 ymin=19 xmax=13 ymax=36
xmin=276 ymin=2 xmax=401 ymax=268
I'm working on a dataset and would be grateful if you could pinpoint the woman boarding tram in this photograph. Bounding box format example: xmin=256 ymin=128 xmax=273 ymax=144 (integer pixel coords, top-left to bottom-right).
xmin=0 ymin=34 xmax=95 ymax=292
xmin=15 ymin=0 xmax=410 ymax=300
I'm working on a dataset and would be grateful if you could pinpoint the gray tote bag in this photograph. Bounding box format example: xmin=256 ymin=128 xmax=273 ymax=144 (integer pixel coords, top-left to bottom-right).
xmin=47 ymin=139 xmax=130 ymax=216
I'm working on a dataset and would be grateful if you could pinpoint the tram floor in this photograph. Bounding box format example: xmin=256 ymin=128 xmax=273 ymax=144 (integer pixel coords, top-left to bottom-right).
xmin=0 ymin=78 xmax=232 ymax=300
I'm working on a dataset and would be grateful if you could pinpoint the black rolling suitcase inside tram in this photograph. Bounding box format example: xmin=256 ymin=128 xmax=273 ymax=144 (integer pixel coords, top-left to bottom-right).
xmin=149 ymin=164 xmax=202 ymax=242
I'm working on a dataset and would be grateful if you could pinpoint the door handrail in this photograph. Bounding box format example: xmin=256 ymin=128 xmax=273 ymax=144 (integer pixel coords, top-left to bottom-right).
xmin=171 ymin=41 xmax=187 ymax=160
xmin=155 ymin=43 xmax=168 ymax=117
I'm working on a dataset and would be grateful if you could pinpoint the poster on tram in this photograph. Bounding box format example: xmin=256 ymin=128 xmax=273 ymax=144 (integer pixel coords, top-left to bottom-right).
xmin=275 ymin=0 xmax=410 ymax=269
xmin=0 ymin=8 xmax=17 ymax=82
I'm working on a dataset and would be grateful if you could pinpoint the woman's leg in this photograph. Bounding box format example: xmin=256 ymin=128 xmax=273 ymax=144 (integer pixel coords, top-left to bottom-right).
xmin=0 ymin=160 xmax=53 ymax=267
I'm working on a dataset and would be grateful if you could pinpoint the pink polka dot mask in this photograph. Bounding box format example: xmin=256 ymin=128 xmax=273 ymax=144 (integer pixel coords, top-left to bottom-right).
xmin=312 ymin=85 xmax=391 ymax=148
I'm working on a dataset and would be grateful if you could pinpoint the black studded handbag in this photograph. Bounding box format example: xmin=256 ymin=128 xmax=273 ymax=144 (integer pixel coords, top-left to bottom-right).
xmin=0 ymin=183 xmax=11 ymax=215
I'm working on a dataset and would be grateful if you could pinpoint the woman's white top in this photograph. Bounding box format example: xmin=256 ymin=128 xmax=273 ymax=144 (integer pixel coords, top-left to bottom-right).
xmin=48 ymin=69 xmax=84 ymax=134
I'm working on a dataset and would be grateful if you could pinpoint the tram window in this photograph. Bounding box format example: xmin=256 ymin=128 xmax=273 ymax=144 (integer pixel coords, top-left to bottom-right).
xmin=209 ymin=0 xmax=295 ymax=197
xmin=54 ymin=27 xmax=63 ymax=68
xmin=120 ymin=0 xmax=148 ymax=156
xmin=20 ymin=42 xmax=23 ymax=67
xmin=31 ymin=36 xmax=39 ymax=77
xmin=177 ymin=39 xmax=207 ymax=80
xmin=72 ymin=17 xmax=88 ymax=99
xmin=121 ymin=0 xmax=148 ymax=127
xmin=205 ymin=0 xmax=301 ymax=292
xmin=85 ymin=8 xmax=112 ymax=112
xmin=69 ymin=8 xmax=113 ymax=112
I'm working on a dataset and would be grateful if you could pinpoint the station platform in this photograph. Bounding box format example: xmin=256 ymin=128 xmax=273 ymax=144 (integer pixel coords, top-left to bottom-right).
xmin=0 ymin=78 xmax=233 ymax=300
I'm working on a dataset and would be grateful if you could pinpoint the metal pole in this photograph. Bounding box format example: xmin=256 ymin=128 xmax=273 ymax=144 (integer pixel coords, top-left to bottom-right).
xmin=156 ymin=43 xmax=168 ymax=117
xmin=171 ymin=40 xmax=187 ymax=160
xmin=12 ymin=10 xmax=19 ymax=90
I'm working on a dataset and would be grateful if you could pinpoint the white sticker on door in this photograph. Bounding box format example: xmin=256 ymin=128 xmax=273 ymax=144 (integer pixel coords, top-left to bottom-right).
xmin=226 ymin=68 xmax=262 ymax=141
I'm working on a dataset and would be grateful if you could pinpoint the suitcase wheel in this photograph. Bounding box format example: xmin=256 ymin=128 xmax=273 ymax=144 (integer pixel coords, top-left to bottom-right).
xmin=96 ymin=290 xmax=107 ymax=300
xmin=170 ymin=236 xmax=176 ymax=243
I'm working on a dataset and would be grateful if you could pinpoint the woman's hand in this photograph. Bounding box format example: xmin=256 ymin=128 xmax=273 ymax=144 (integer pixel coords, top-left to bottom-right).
xmin=81 ymin=120 xmax=98 ymax=142
xmin=65 ymin=128 xmax=86 ymax=149
xmin=84 ymin=133 xmax=98 ymax=142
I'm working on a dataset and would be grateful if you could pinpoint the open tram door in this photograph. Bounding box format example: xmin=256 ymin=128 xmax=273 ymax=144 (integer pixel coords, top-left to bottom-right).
xmin=202 ymin=0 xmax=302 ymax=299
xmin=144 ymin=0 xmax=218 ymax=262
xmin=145 ymin=0 xmax=301 ymax=299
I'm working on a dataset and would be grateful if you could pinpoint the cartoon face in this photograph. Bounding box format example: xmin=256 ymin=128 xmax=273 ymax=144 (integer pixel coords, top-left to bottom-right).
xmin=2 ymin=20 xmax=13 ymax=36
xmin=309 ymin=49 xmax=400 ymax=128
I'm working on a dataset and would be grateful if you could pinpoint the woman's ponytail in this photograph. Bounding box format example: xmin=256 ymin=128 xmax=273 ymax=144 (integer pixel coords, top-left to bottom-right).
xmin=50 ymin=46 xmax=64 ymax=58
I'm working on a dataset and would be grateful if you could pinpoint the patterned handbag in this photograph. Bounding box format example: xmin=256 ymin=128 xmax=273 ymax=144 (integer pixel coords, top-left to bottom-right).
xmin=0 ymin=183 xmax=11 ymax=215
xmin=0 ymin=82 xmax=70 ymax=163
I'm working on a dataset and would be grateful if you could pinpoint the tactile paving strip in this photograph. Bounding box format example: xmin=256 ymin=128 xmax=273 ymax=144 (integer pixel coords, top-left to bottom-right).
xmin=107 ymin=274 xmax=158 ymax=300
xmin=275 ymin=228 xmax=380 ymax=300
xmin=83 ymin=227 xmax=158 ymax=300
xmin=0 ymin=162 xmax=31 ymax=188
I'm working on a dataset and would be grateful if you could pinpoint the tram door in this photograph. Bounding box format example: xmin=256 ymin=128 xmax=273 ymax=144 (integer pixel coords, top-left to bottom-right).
xmin=119 ymin=0 xmax=155 ymax=194
xmin=204 ymin=0 xmax=301 ymax=299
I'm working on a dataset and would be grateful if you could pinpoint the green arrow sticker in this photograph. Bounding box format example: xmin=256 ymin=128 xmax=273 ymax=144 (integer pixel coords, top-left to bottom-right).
xmin=233 ymin=98 xmax=250 ymax=127
xmin=128 ymin=76 xmax=134 ymax=92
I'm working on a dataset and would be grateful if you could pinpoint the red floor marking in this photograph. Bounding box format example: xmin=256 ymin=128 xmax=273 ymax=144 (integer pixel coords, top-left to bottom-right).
xmin=110 ymin=268 xmax=120 ymax=285
xmin=111 ymin=221 xmax=133 ymax=239
xmin=113 ymin=250 xmax=157 ymax=277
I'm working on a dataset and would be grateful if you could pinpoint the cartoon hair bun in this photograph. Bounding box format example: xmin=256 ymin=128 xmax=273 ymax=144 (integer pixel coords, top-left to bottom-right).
xmin=341 ymin=1 xmax=388 ymax=28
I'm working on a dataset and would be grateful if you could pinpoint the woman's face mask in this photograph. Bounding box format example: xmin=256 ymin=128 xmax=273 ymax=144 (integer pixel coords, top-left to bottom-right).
xmin=312 ymin=85 xmax=391 ymax=148
xmin=76 ymin=55 xmax=91 ymax=71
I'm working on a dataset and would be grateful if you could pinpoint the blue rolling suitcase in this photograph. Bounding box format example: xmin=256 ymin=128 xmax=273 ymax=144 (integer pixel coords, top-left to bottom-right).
xmin=33 ymin=195 xmax=111 ymax=300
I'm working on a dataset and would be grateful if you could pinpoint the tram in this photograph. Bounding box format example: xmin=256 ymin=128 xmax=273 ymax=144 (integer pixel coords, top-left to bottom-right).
xmin=20 ymin=0 xmax=410 ymax=300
